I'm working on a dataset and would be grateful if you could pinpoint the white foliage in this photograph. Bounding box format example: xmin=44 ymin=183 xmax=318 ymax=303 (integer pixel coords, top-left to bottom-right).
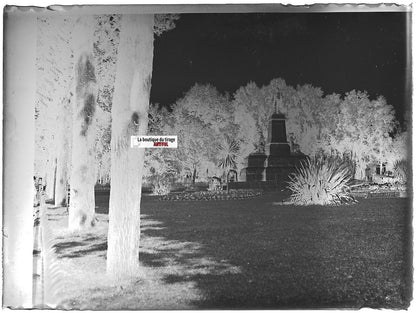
xmin=35 ymin=16 xmax=74 ymax=179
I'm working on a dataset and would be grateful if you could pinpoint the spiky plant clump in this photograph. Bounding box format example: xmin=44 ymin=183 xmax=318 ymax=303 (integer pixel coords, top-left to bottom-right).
xmin=393 ymin=159 xmax=409 ymax=184
xmin=288 ymin=156 xmax=355 ymax=206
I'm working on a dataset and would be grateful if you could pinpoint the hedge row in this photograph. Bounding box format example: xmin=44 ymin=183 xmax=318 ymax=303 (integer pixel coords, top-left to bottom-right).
xmin=158 ymin=189 xmax=263 ymax=201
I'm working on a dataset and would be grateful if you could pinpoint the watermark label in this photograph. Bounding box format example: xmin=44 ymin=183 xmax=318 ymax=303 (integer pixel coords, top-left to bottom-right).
xmin=131 ymin=136 xmax=178 ymax=148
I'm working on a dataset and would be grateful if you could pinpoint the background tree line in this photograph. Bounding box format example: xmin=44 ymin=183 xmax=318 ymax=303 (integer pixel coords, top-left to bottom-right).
xmin=143 ymin=79 xmax=408 ymax=191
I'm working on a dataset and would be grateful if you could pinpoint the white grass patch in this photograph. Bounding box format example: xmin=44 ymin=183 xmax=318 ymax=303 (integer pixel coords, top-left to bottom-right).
xmin=141 ymin=218 xmax=164 ymax=226
xmin=272 ymin=201 xmax=295 ymax=205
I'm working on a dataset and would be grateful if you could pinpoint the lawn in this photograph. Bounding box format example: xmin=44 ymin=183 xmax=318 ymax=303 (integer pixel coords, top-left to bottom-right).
xmin=48 ymin=191 xmax=412 ymax=309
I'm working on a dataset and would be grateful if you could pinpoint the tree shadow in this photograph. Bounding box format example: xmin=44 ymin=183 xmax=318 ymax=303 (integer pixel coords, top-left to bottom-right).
xmin=53 ymin=232 xmax=107 ymax=259
xmin=59 ymin=242 xmax=108 ymax=259
xmin=54 ymin=241 xmax=88 ymax=255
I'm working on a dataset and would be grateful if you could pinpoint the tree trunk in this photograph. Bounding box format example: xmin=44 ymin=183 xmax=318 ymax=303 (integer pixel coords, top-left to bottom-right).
xmin=55 ymin=96 xmax=71 ymax=206
xmin=226 ymin=169 xmax=229 ymax=193
xmin=3 ymin=10 xmax=36 ymax=307
xmin=354 ymin=156 xmax=366 ymax=180
xmin=68 ymin=16 xmax=97 ymax=230
xmin=192 ymin=167 xmax=197 ymax=184
xmin=45 ymin=156 xmax=56 ymax=200
xmin=55 ymin=153 xmax=68 ymax=206
xmin=380 ymin=149 xmax=384 ymax=176
xmin=106 ymin=14 xmax=154 ymax=281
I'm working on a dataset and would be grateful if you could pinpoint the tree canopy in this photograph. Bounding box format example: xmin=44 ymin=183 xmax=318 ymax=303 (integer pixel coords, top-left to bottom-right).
xmin=146 ymin=79 xmax=403 ymax=181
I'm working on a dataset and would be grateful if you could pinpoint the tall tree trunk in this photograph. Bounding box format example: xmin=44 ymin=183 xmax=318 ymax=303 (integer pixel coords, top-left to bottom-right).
xmin=3 ymin=10 xmax=36 ymax=307
xmin=45 ymin=154 xmax=56 ymax=200
xmin=45 ymin=156 xmax=56 ymax=200
xmin=55 ymin=96 xmax=71 ymax=206
xmin=354 ymin=155 xmax=365 ymax=180
xmin=226 ymin=168 xmax=229 ymax=193
xmin=68 ymin=16 xmax=97 ymax=230
xmin=192 ymin=167 xmax=197 ymax=184
xmin=55 ymin=152 xmax=68 ymax=206
xmin=107 ymin=14 xmax=154 ymax=281
xmin=379 ymin=148 xmax=384 ymax=176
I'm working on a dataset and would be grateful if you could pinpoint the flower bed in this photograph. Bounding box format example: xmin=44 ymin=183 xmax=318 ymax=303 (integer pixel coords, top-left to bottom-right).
xmin=159 ymin=189 xmax=263 ymax=201
xmin=350 ymin=182 xmax=407 ymax=198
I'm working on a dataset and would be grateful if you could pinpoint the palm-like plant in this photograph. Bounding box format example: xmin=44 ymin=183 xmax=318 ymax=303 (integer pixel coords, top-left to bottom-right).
xmin=393 ymin=159 xmax=408 ymax=184
xmin=217 ymin=137 xmax=240 ymax=193
xmin=288 ymin=156 xmax=355 ymax=206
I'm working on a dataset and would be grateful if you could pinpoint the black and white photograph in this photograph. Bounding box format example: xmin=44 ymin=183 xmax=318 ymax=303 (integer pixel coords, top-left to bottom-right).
xmin=2 ymin=2 xmax=413 ymax=310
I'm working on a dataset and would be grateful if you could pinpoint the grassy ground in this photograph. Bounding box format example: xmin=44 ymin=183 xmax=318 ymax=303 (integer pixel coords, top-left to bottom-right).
xmin=48 ymin=191 xmax=412 ymax=309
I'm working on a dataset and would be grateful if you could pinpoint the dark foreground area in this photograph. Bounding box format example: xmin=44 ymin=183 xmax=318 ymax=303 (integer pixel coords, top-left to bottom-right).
xmin=94 ymin=191 xmax=412 ymax=309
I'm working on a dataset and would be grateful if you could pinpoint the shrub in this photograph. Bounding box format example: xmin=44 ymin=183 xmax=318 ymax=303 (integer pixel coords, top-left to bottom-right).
xmin=288 ymin=156 xmax=355 ymax=206
xmin=152 ymin=180 xmax=171 ymax=195
xmin=372 ymin=174 xmax=398 ymax=185
xmin=208 ymin=177 xmax=222 ymax=191
xmin=393 ymin=159 xmax=409 ymax=184
xmin=147 ymin=171 xmax=175 ymax=195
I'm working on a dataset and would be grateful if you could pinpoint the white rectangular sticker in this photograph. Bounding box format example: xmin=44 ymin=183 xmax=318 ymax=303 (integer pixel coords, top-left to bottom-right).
xmin=131 ymin=136 xmax=178 ymax=148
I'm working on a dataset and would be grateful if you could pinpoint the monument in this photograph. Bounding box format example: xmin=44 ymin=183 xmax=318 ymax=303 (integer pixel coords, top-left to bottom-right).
xmin=244 ymin=95 xmax=307 ymax=184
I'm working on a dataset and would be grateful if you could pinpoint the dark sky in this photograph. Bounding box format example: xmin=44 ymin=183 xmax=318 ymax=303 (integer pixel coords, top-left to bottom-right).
xmin=150 ymin=12 xmax=410 ymax=123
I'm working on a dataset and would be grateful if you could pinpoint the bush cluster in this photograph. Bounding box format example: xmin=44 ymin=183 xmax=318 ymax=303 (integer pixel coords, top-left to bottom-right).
xmin=152 ymin=180 xmax=171 ymax=195
xmin=146 ymin=173 xmax=173 ymax=195
xmin=393 ymin=159 xmax=409 ymax=184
